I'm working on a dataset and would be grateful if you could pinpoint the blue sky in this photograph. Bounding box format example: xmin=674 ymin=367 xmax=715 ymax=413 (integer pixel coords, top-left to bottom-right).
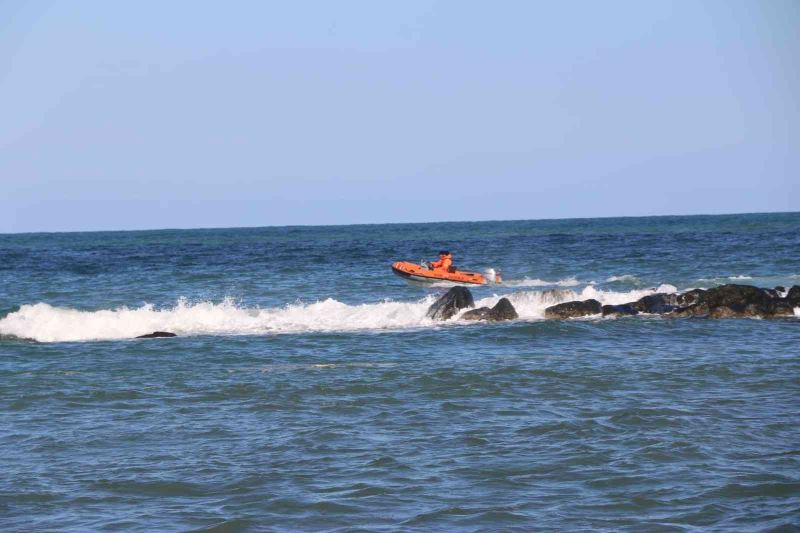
xmin=1 ymin=1 xmax=797 ymax=232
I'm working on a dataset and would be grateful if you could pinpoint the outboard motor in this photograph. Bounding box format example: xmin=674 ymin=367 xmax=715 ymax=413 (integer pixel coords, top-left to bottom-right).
xmin=485 ymin=268 xmax=502 ymax=284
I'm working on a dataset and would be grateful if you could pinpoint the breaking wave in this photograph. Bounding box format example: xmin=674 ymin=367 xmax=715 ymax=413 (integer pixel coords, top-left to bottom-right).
xmin=697 ymin=274 xmax=754 ymax=282
xmin=605 ymin=274 xmax=641 ymax=283
xmin=502 ymin=277 xmax=581 ymax=288
xmin=0 ymin=285 xmax=681 ymax=343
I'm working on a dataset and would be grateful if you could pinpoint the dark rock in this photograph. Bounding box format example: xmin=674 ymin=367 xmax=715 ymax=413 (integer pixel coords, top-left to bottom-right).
xmin=708 ymin=305 xmax=741 ymax=318
xmin=670 ymin=303 xmax=709 ymax=317
xmin=461 ymin=307 xmax=491 ymax=320
xmin=545 ymin=299 xmax=602 ymax=319
xmin=463 ymin=297 xmax=518 ymax=321
xmin=668 ymin=284 xmax=800 ymax=319
xmin=490 ymin=298 xmax=518 ymax=320
xmin=775 ymin=286 xmax=786 ymax=293
xmin=708 ymin=303 xmax=768 ymax=318
xmin=631 ymin=293 xmax=678 ymax=314
xmin=540 ymin=284 xmax=797 ymax=321
xmin=676 ymin=289 xmax=705 ymax=307
xmin=426 ymin=286 xmax=475 ymax=321
xmin=767 ymin=300 xmax=796 ymax=317
xmin=700 ymin=284 xmax=772 ymax=309
xmin=601 ymin=304 xmax=638 ymax=317
xmin=786 ymin=285 xmax=800 ymax=305
xmin=136 ymin=331 xmax=177 ymax=339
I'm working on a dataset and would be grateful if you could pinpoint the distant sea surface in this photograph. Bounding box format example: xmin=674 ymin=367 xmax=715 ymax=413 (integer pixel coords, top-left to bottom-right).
xmin=1 ymin=213 xmax=799 ymax=531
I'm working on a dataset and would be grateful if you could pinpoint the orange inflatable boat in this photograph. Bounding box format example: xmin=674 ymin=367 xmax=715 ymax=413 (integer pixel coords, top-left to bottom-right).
xmin=391 ymin=261 xmax=500 ymax=286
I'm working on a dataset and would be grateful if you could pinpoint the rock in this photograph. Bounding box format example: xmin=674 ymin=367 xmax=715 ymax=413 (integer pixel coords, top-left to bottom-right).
xmin=461 ymin=307 xmax=490 ymax=320
xmin=786 ymin=285 xmax=800 ymax=305
xmin=775 ymin=286 xmax=786 ymax=293
xmin=708 ymin=304 xmax=767 ymax=318
xmin=426 ymin=286 xmax=475 ymax=320
xmin=489 ymin=298 xmax=518 ymax=320
xmin=670 ymin=303 xmax=709 ymax=317
xmin=767 ymin=300 xmax=796 ymax=317
xmin=668 ymin=284 xmax=799 ymax=318
xmin=630 ymin=293 xmax=678 ymax=314
xmin=539 ymin=284 xmax=797 ymax=321
xmin=601 ymin=304 xmax=638 ymax=317
xmin=700 ymin=284 xmax=772 ymax=309
xmin=544 ymin=299 xmax=602 ymax=319
xmin=136 ymin=331 xmax=177 ymax=339
xmin=676 ymin=289 xmax=705 ymax=307
xmin=462 ymin=297 xmax=518 ymax=321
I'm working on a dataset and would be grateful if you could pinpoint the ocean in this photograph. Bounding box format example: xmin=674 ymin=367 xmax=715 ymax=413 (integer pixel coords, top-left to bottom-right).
xmin=1 ymin=212 xmax=798 ymax=531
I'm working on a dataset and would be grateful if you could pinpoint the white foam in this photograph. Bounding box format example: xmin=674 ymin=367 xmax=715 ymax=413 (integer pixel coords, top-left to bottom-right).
xmin=605 ymin=274 xmax=640 ymax=283
xmin=698 ymin=274 xmax=754 ymax=282
xmin=0 ymin=284 xmax=686 ymax=343
xmin=502 ymin=277 xmax=580 ymax=288
xmin=0 ymin=296 xmax=440 ymax=343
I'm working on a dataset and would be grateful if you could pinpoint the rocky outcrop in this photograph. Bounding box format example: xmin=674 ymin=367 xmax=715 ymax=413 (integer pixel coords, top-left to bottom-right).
xmin=765 ymin=300 xmax=797 ymax=317
xmin=786 ymin=285 xmax=800 ymax=305
xmin=678 ymin=284 xmax=793 ymax=318
xmin=630 ymin=293 xmax=678 ymax=314
xmin=544 ymin=299 xmax=602 ymax=319
xmin=676 ymin=289 xmax=705 ymax=307
xmin=544 ymin=284 xmax=799 ymax=320
xmin=601 ymin=304 xmax=638 ymax=317
xmin=426 ymin=287 xmax=475 ymax=321
xmin=136 ymin=331 xmax=177 ymax=339
xmin=700 ymin=284 xmax=772 ymax=309
xmin=462 ymin=297 xmax=518 ymax=321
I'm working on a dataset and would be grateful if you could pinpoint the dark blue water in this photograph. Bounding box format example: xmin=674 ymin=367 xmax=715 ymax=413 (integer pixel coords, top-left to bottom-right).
xmin=1 ymin=213 xmax=799 ymax=531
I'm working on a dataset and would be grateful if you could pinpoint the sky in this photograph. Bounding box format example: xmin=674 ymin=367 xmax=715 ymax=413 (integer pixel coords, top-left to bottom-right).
xmin=1 ymin=0 xmax=798 ymax=233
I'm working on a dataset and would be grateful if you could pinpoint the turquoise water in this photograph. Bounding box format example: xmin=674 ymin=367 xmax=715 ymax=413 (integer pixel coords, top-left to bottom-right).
xmin=1 ymin=213 xmax=799 ymax=530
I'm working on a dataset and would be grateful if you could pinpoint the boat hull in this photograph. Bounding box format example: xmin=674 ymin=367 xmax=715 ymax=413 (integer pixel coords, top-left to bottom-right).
xmin=391 ymin=261 xmax=487 ymax=285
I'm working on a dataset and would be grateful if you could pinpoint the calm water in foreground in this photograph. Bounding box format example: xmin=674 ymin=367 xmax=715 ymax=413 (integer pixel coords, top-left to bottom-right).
xmin=1 ymin=213 xmax=799 ymax=531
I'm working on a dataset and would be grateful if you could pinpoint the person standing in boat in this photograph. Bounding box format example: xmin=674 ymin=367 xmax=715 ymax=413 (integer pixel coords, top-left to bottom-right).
xmin=430 ymin=250 xmax=453 ymax=272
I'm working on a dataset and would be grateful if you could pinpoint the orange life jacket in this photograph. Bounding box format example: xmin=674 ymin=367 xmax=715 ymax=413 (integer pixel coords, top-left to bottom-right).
xmin=431 ymin=254 xmax=452 ymax=271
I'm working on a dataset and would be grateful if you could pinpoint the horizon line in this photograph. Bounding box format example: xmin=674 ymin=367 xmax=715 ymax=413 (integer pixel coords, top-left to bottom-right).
xmin=2 ymin=209 xmax=797 ymax=236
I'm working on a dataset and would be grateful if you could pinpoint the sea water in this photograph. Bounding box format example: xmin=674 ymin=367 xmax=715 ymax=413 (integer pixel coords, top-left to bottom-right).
xmin=1 ymin=213 xmax=798 ymax=530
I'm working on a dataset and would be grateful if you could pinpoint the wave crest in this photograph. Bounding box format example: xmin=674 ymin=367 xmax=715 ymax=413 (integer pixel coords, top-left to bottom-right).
xmin=0 ymin=285 xmax=681 ymax=343
xmin=502 ymin=277 xmax=581 ymax=288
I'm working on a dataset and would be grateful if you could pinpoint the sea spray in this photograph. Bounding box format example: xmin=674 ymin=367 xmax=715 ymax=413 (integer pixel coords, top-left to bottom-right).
xmin=1 ymin=286 xmax=680 ymax=343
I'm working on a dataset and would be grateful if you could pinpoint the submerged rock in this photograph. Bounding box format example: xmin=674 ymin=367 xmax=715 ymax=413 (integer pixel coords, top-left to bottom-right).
xmin=544 ymin=299 xmax=602 ymax=319
xmin=426 ymin=286 xmax=475 ymax=321
xmin=462 ymin=298 xmax=518 ymax=321
xmin=136 ymin=331 xmax=177 ymax=339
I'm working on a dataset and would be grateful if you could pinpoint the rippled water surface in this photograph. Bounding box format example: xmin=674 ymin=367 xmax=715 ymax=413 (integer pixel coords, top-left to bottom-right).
xmin=1 ymin=213 xmax=799 ymax=531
